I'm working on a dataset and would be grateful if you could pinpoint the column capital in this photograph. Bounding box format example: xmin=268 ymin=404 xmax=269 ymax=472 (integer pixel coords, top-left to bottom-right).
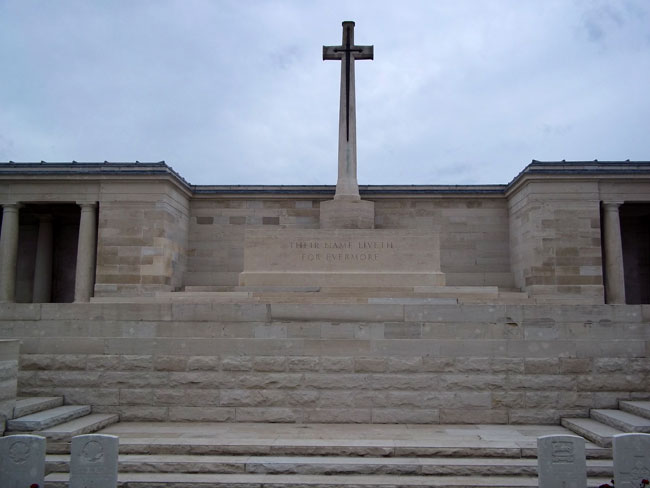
xmin=76 ymin=201 xmax=97 ymax=209
xmin=602 ymin=201 xmax=624 ymax=210
xmin=36 ymin=213 xmax=53 ymax=223
xmin=1 ymin=202 xmax=23 ymax=211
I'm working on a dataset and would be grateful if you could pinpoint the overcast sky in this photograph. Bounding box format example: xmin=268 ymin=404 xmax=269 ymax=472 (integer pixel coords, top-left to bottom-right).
xmin=1 ymin=1 xmax=649 ymax=186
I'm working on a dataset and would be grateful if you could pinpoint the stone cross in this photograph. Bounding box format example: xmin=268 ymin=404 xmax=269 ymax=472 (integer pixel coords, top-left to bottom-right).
xmin=613 ymin=433 xmax=650 ymax=488
xmin=0 ymin=434 xmax=46 ymax=488
xmin=70 ymin=434 xmax=119 ymax=488
xmin=323 ymin=21 xmax=373 ymax=200
xmin=537 ymin=434 xmax=587 ymax=488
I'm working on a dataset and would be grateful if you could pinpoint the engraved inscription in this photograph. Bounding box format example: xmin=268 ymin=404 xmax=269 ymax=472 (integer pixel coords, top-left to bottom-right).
xmin=292 ymin=240 xmax=393 ymax=264
xmin=619 ymin=454 xmax=650 ymax=488
xmin=551 ymin=441 xmax=575 ymax=464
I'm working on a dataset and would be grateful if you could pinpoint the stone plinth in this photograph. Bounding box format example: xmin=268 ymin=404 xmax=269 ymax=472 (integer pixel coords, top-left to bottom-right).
xmin=319 ymin=198 xmax=375 ymax=229
xmin=239 ymin=228 xmax=445 ymax=287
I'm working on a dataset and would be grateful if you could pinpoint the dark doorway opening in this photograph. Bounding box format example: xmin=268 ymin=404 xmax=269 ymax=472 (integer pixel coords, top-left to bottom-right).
xmin=620 ymin=203 xmax=650 ymax=304
xmin=15 ymin=204 xmax=80 ymax=303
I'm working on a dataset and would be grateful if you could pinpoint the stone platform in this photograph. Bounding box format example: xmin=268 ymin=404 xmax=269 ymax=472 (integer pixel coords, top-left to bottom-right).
xmin=43 ymin=421 xmax=613 ymax=487
xmin=3 ymin=300 xmax=649 ymax=427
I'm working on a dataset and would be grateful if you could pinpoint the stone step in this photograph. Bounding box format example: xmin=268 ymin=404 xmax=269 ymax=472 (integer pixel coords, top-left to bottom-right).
xmin=44 ymin=454 xmax=615 ymax=477
xmin=619 ymin=400 xmax=650 ymax=420
xmin=110 ymin=437 xmax=610 ymax=459
xmin=590 ymin=409 xmax=650 ymax=433
xmin=13 ymin=396 xmax=63 ymax=418
xmin=37 ymin=413 xmax=119 ymax=441
xmin=6 ymin=405 xmax=91 ymax=431
xmin=561 ymin=418 xmax=625 ymax=447
xmin=43 ymin=472 xmax=613 ymax=488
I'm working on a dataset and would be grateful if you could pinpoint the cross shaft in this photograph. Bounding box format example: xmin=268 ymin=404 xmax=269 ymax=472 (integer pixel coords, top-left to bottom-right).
xmin=323 ymin=21 xmax=373 ymax=200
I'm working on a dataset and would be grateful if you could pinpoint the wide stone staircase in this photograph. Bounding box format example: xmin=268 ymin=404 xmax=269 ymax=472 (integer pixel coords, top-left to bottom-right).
xmin=3 ymin=395 xmax=118 ymax=442
xmin=42 ymin=424 xmax=615 ymax=487
xmin=562 ymin=400 xmax=650 ymax=447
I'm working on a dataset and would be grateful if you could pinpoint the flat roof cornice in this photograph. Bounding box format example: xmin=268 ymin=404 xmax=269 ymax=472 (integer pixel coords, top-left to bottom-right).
xmin=3 ymin=160 xmax=650 ymax=198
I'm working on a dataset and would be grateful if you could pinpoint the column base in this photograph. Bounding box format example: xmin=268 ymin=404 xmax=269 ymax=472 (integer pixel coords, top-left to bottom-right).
xmin=320 ymin=199 xmax=375 ymax=229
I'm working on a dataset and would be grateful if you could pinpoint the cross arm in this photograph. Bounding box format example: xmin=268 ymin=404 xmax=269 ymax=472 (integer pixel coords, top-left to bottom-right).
xmin=354 ymin=45 xmax=373 ymax=60
xmin=323 ymin=45 xmax=343 ymax=60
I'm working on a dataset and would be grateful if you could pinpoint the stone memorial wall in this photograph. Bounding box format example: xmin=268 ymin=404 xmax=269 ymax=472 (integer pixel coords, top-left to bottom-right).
xmin=187 ymin=196 xmax=511 ymax=289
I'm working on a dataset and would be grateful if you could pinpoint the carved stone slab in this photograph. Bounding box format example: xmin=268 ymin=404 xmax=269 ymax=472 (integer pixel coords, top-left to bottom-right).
xmin=70 ymin=434 xmax=119 ymax=488
xmin=613 ymin=433 xmax=650 ymax=488
xmin=0 ymin=434 xmax=46 ymax=488
xmin=240 ymin=228 xmax=445 ymax=287
xmin=537 ymin=434 xmax=586 ymax=488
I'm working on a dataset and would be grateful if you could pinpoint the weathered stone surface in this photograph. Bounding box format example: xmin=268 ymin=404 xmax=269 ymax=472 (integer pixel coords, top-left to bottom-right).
xmin=154 ymin=355 xmax=188 ymax=371
xmin=287 ymin=356 xmax=320 ymax=372
xmin=253 ymin=356 xmax=287 ymax=372
xmin=221 ymin=356 xmax=252 ymax=371
xmin=187 ymin=356 xmax=221 ymax=371
xmin=169 ymin=407 xmax=234 ymax=422
xmin=321 ymin=356 xmax=354 ymax=372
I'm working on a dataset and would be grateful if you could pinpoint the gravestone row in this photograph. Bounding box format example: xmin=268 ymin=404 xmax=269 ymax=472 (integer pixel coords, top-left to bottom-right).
xmin=0 ymin=433 xmax=118 ymax=488
xmin=1 ymin=432 xmax=648 ymax=487
xmin=538 ymin=433 xmax=650 ymax=488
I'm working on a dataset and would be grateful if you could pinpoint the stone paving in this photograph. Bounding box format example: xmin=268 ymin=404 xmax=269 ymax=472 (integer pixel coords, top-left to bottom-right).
xmin=98 ymin=421 xmax=597 ymax=451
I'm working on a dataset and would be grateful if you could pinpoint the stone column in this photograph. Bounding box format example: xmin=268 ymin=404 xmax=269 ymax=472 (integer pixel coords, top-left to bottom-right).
xmin=32 ymin=215 xmax=53 ymax=303
xmin=0 ymin=204 xmax=21 ymax=303
xmin=602 ymin=201 xmax=626 ymax=304
xmin=74 ymin=203 xmax=97 ymax=303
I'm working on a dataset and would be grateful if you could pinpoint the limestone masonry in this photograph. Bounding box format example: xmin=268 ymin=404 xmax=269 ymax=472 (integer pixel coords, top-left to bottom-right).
xmin=0 ymin=160 xmax=648 ymax=425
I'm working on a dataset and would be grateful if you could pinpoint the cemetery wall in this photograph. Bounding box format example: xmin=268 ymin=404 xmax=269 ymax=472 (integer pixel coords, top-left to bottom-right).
xmin=186 ymin=195 xmax=514 ymax=288
xmin=2 ymin=302 xmax=648 ymax=424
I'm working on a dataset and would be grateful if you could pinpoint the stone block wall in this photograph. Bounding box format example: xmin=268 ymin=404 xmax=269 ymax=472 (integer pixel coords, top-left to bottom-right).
xmin=375 ymin=197 xmax=513 ymax=287
xmin=186 ymin=196 xmax=514 ymax=288
xmin=508 ymin=181 xmax=604 ymax=302
xmin=187 ymin=199 xmax=319 ymax=287
xmin=95 ymin=183 xmax=190 ymax=296
xmin=0 ymin=339 xmax=19 ymax=431
xmin=2 ymin=302 xmax=648 ymax=424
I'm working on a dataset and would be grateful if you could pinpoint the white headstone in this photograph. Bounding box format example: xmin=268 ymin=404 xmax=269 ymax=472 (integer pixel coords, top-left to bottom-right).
xmin=70 ymin=434 xmax=119 ymax=488
xmin=0 ymin=434 xmax=46 ymax=488
xmin=537 ymin=434 xmax=587 ymax=488
xmin=613 ymin=433 xmax=650 ymax=488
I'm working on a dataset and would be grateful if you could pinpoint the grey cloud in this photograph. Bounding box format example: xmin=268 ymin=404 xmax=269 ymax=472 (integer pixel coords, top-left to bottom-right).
xmin=0 ymin=0 xmax=648 ymax=185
